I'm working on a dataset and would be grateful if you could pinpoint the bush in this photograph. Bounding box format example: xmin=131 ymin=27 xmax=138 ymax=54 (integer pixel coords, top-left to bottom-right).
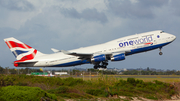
xmin=154 ymin=80 xmax=164 ymax=85
xmin=48 ymin=86 xmax=69 ymax=94
xmin=15 ymin=82 xmax=28 ymax=86
xmin=0 ymin=75 xmax=176 ymax=100
xmin=115 ymin=79 xmax=127 ymax=86
xmin=48 ymin=86 xmax=92 ymax=99
xmin=127 ymin=78 xmax=136 ymax=85
xmin=136 ymin=79 xmax=144 ymax=84
xmin=86 ymin=89 xmax=108 ymax=97
xmin=0 ymin=86 xmax=57 ymax=101
xmin=63 ymin=77 xmax=84 ymax=86
xmin=18 ymin=74 xmax=28 ymax=79
xmin=0 ymin=76 xmax=14 ymax=86
xmin=108 ymin=88 xmax=118 ymax=96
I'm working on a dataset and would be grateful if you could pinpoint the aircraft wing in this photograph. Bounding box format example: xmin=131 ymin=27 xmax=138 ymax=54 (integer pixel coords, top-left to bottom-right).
xmin=61 ymin=49 xmax=131 ymax=59
xmin=61 ymin=50 xmax=92 ymax=59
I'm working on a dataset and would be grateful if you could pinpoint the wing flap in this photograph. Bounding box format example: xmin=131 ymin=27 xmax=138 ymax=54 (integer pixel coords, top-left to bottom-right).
xmin=61 ymin=49 xmax=131 ymax=59
xmin=61 ymin=50 xmax=92 ymax=57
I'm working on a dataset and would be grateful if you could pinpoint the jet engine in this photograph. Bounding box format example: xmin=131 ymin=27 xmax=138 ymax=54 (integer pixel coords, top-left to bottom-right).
xmin=91 ymin=54 xmax=106 ymax=62
xmin=111 ymin=53 xmax=125 ymax=61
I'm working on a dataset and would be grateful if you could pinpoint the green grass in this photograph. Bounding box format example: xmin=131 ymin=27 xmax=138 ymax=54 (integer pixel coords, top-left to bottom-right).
xmin=0 ymin=86 xmax=57 ymax=101
xmin=64 ymin=75 xmax=180 ymax=83
xmin=0 ymin=74 xmax=178 ymax=100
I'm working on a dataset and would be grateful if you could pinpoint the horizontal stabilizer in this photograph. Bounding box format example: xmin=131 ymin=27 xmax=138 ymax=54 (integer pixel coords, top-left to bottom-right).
xmin=13 ymin=60 xmax=38 ymax=67
xmin=14 ymin=60 xmax=38 ymax=64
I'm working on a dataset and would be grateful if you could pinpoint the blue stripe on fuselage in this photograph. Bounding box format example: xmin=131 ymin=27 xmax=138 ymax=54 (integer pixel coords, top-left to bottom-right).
xmin=50 ymin=60 xmax=91 ymax=67
xmin=126 ymin=42 xmax=171 ymax=56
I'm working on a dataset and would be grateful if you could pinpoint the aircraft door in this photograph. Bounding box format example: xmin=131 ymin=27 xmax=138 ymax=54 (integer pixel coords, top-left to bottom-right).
xmin=153 ymin=40 xmax=157 ymax=45
xmin=46 ymin=61 xmax=50 ymax=66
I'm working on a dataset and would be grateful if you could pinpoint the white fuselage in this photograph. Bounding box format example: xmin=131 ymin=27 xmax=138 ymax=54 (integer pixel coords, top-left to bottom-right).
xmin=18 ymin=30 xmax=176 ymax=67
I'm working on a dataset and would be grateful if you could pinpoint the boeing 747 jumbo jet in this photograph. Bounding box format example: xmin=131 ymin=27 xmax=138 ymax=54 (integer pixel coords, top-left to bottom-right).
xmin=4 ymin=30 xmax=176 ymax=69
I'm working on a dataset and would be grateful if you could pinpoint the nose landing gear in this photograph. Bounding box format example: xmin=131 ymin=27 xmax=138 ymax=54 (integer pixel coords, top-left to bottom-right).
xmin=159 ymin=48 xmax=163 ymax=55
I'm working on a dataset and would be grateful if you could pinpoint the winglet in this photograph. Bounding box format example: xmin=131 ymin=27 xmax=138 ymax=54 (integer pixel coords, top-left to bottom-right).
xmin=51 ymin=48 xmax=61 ymax=53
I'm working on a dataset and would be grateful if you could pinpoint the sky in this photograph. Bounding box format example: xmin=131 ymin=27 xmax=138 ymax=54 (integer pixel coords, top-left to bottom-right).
xmin=0 ymin=0 xmax=180 ymax=70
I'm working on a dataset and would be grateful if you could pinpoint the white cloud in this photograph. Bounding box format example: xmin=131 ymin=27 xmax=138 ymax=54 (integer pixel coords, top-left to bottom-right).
xmin=61 ymin=8 xmax=108 ymax=23
xmin=130 ymin=0 xmax=139 ymax=4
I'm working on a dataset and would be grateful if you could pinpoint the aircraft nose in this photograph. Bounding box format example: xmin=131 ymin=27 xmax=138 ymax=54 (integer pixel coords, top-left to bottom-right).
xmin=171 ymin=35 xmax=176 ymax=41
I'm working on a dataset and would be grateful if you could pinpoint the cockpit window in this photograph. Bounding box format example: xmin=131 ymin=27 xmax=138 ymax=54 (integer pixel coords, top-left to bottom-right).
xmin=160 ymin=31 xmax=164 ymax=33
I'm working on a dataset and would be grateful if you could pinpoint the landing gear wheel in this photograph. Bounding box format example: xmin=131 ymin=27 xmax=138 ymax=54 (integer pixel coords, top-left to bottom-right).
xmin=94 ymin=66 xmax=98 ymax=69
xmin=159 ymin=52 xmax=163 ymax=55
xmin=93 ymin=61 xmax=108 ymax=69
xmin=100 ymin=66 xmax=107 ymax=69
xmin=101 ymin=61 xmax=108 ymax=69
xmin=159 ymin=47 xmax=163 ymax=55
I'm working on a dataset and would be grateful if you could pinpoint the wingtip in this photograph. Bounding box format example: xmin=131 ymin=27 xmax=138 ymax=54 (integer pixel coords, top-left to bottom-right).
xmin=51 ymin=48 xmax=60 ymax=53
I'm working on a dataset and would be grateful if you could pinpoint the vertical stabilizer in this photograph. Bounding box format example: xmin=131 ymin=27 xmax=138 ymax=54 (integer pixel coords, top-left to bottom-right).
xmin=4 ymin=37 xmax=45 ymax=61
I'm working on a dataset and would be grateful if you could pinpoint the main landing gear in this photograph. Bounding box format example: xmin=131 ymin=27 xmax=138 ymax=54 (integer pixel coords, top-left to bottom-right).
xmin=159 ymin=48 xmax=163 ymax=55
xmin=93 ymin=61 xmax=108 ymax=69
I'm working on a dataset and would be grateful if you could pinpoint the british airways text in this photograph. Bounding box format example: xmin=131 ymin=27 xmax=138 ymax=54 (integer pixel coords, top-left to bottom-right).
xmin=119 ymin=36 xmax=153 ymax=47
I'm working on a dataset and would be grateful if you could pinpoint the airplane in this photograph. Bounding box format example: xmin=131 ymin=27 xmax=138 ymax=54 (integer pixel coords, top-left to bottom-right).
xmin=4 ymin=30 xmax=176 ymax=69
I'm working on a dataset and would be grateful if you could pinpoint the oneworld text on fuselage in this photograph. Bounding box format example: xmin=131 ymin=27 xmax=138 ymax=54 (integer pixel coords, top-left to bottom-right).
xmin=119 ymin=36 xmax=153 ymax=47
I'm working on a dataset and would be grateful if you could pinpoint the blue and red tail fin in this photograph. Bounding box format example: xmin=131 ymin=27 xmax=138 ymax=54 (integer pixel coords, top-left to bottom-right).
xmin=4 ymin=37 xmax=44 ymax=66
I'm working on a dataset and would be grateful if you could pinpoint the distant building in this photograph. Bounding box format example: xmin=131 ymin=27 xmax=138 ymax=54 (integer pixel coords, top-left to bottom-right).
xmin=30 ymin=72 xmax=54 ymax=77
xmin=123 ymin=68 xmax=127 ymax=71
xmin=98 ymin=68 xmax=107 ymax=71
xmin=31 ymin=72 xmax=48 ymax=75
xmin=55 ymin=72 xmax=68 ymax=75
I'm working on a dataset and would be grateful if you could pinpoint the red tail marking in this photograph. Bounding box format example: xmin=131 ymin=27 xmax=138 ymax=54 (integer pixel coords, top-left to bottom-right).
xmin=5 ymin=41 xmax=11 ymax=49
xmin=14 ymin=63 xmax=19 ymax=67
xmin=14 ymin=50 xmax=37 ymax=66
xmin=8 ymin=41 xmax=32 ymax=49
xmin=20 ymin=50 xmax=37 ymax=61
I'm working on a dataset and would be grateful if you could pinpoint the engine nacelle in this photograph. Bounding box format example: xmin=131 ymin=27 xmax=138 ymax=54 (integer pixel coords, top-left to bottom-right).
xmin=91 ymin=54 xmax=106 ymax=62
xmin=111 ymin=53 xmax=125 ymax=61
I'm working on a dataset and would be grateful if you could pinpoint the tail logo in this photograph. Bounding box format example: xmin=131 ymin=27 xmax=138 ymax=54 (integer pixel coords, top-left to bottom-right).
xmin=5 ymin=40 xmax=37 ymax=61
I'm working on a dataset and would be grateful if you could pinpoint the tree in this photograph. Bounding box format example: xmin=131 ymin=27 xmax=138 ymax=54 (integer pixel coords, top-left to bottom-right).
xmin=5 ymin=67 xmax=9 ymax=74
xmin=147 ymin=67 xmax=150 ymax=71
xmin=0 ymin=66 xmax=4 ymax=74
